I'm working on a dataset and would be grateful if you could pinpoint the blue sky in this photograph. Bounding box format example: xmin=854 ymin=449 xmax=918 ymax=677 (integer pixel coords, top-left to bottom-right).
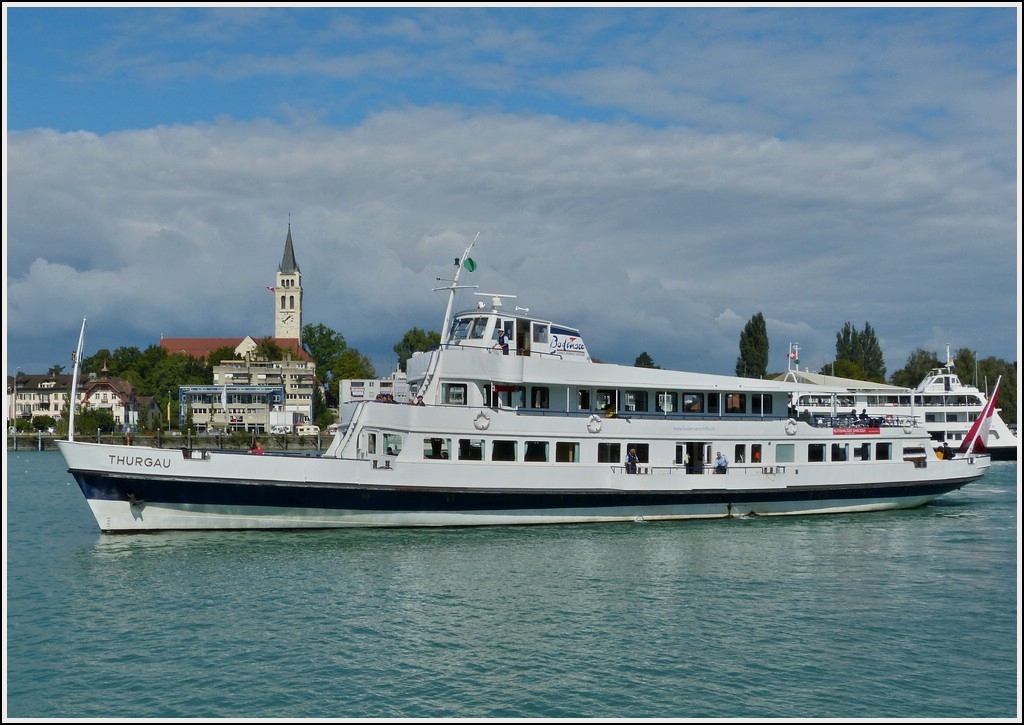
xmin=4 ymin=5 xmax=1020 ymax=385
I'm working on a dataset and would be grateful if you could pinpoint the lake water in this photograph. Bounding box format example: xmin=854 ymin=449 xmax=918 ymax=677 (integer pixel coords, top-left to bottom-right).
xmin=4 ymin=451 xmax=1019 ymax=719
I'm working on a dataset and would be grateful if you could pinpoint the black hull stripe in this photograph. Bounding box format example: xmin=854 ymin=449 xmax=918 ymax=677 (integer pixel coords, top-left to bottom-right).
xmin=74 ymin=473 xmax=970 ymax=513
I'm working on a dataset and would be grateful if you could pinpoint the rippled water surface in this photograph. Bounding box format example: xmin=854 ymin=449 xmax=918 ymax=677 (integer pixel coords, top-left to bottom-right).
xmin=5 ymin=452 xmax=1019 ymax=718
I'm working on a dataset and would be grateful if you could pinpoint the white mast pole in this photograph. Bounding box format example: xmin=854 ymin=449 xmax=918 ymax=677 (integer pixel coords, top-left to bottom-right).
xmin=68 ymin=317 xmax=87 ymax=442
xmin=438 ymin=232 xmax=480 ymax=345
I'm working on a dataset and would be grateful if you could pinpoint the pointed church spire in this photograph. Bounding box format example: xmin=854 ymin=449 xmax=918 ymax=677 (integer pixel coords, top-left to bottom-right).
xmin=279 ymin=223 xmax=300 ymax=274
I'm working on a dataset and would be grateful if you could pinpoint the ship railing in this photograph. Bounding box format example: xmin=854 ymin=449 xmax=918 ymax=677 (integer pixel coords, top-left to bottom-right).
xmin=811 ymin=415 xmax=919 ymax=429
xmin=614 ymin=464 xmax=787 ymax=476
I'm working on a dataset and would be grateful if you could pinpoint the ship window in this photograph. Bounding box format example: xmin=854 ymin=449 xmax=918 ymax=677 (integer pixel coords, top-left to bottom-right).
xmin=683 ymin=393 xmax=704 ymax=413
xmin=853 ymin=442 xmax=871 ymax=460
xmin=598 ymin=442 xmax=621 ymax=463
xmin=443 ymin=384 xmax=466 ymax=405
xmin=626 ymin=443 xmax=649 ymax=463
xmin=875 ymin=442 xmax=892 ymax=460
xmin=808 ymin=444 xmax=826 ymax=462
xmin=532 ymin=324 xmax=549 ymax=344
xmin=831 ymin=443 xmax=848 ymax=462
xmin=366 ymin=433 xmax=377 ymax=454
xmin=751 ymin=395 xmax=773 ymax=415
xmin=751 ymin=444 xmax=763 ymax=463
xmin=656 ymin=392 xmax=677 ymax=413
xmin=707 ymin=394 xmax=720 ymax=415
xmin=776 ymin=444 xmax=795 ymax=463
xmin=458 ymin=438 xmax=484 ymax=461
xmin=577 ymin=389 xmax=591 ymax=411
xmin=383 ymin=434 xmax=403 ymax=456
xmin=725 ymin=394 xmax=745 ymax=414
xmin=531 ymin=387 xmax=550 ymax=409
xmin=468 ymin=317 xmax=488 ymax=339
xmin=449 ymin=317 xmax=472 ymax=341
xmin=597 ymin=389 xmax=616 ymax=411
xmin=524 ymin=441 xmax=548 ymax=462
xmin=734 ymin=444 xmax=746 ymax=463
xmin=556 ymin=441 xmax=580 ymax=463
xmin=624 ymin=390 xmax=648 ymax=413
xmin=492 ymin=440 xmax=517 ymax=461
xmin=423 ymin=437 xmax=451 ymax=459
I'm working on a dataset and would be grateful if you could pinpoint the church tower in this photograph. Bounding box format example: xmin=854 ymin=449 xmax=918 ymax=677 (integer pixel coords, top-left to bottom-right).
xmin=274 ymin=224 xmax=303 ymax=342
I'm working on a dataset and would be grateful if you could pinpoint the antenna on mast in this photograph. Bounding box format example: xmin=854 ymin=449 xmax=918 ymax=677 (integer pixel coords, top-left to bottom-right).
xmin=434 ymin=232 xmax=481 ymax=344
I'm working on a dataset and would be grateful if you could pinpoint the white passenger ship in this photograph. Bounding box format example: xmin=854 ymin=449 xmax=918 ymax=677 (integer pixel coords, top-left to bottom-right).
xmin=780 ymin=346 xmax=1016 ymax=461
xmin=57 ymin=242 xmax=991 ymax=532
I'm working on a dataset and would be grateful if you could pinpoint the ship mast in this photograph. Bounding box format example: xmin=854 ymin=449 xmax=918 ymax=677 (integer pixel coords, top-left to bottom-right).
xmin=435 ymin=232 xmax=480 ymax=344
xmin=68 ymin=317 xmax=87 ymax=442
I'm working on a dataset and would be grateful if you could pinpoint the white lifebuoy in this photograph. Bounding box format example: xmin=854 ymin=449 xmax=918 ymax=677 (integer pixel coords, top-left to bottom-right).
xmin=902 ymin=423 xmax=913 ymax=434
xmin=473 ymin=411 xmax=491 ymax=431
xmin=785 ymin=418 xmax=798 ymax=436
xmin=587 ymin=414 xmax=603 ymax=434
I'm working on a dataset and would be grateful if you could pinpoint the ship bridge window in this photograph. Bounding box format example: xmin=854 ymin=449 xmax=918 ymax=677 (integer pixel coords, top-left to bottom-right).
xmin=556 ymin=441 xmax=580 ymax=463
xmin=683 ymin=393 xmax=704 ymax=413
xmin=492 ymin=440 xmax=517 ymax=461
xmin=449 ymin=317 xmax=473 ymax=341
xmin=598 ymin=442 xmax=621 ymax=464
xmin=468 ymin=317 xmax=489 ymax=339
xmin=458 ymin=438 xmax=484 ymax=461
xmin=532 ymin=323 xmax=549 ymax=345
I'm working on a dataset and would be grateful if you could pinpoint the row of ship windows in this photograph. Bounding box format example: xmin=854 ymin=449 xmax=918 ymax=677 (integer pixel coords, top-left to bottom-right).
xmin=366 ymin=433 xmax=898 ymax=465
xmin=442 ymin=383 xmax=777 ymax=415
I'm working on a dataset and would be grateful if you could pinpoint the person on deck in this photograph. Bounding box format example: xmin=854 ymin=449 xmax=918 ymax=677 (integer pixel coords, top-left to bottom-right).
xmin=715 ymin=451 xmax=729 ymax=474
xmin=625 ymin=448 xmax=639 ymax=474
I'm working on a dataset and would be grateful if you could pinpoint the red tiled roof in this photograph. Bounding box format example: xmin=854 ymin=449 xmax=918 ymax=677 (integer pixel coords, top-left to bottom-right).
xmin=159 ymin=337 xmax=311 ymax=362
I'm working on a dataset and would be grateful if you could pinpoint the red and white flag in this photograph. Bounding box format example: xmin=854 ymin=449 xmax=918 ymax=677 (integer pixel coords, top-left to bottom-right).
xmin=958 ymin=376 xmax=1001 ymax=455
xmin=266 ymin=286 xmax=276 ymax=293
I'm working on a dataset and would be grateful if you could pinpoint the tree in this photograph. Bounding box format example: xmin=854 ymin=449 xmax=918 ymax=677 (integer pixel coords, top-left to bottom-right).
xmin=334 ymin=348 xmax=376 ymax=381
xmin=253 ymin=337 xmax=287 ymax=361
xmin=834 ymin=322 xmax=886 ymax=382
xmin=634 ymin=352 xmax=659 ymax=368
xmin=47 ymin=364 xmax=65 ymax=376
xmin=394 ymin=328 xmax=441 ymax=373
xmin=303 ymin=323 xmax=348 ymax=373
xmin=735 ymin=312 xmax=769 ymax=378
xmin=889 ymin=348 xmax=941 ymax=388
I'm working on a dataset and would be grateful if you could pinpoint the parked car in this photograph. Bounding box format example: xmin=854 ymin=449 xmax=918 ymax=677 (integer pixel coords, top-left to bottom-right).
xmin=270 ymin=425 xmax=293 ymax=435
xmin=296 ymin=425 xmax=320 ymax=436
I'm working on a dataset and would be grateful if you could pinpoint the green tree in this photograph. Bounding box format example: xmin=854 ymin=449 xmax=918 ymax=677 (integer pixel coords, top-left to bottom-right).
xmin=889 ymin=348 xmax=941 ymax=388
xmin=47 ymin=364 xmax=65 ymax=376
xmin=303 ymin=323 xmax=348 ymax=371
xmin=835 ymin=322 xmax=886 ymax=382
xmin=253 ymin=337 xmax=287 ymax=361
xmin=334 ymin=348 xmax=376 ymax=381
xmin=634 ymin=352 xmax=659 ymax=368
xmin=735 ymin=312 xmax=769 ymax=378
xmin=394 ymin=328 xmax=441 ymax=373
